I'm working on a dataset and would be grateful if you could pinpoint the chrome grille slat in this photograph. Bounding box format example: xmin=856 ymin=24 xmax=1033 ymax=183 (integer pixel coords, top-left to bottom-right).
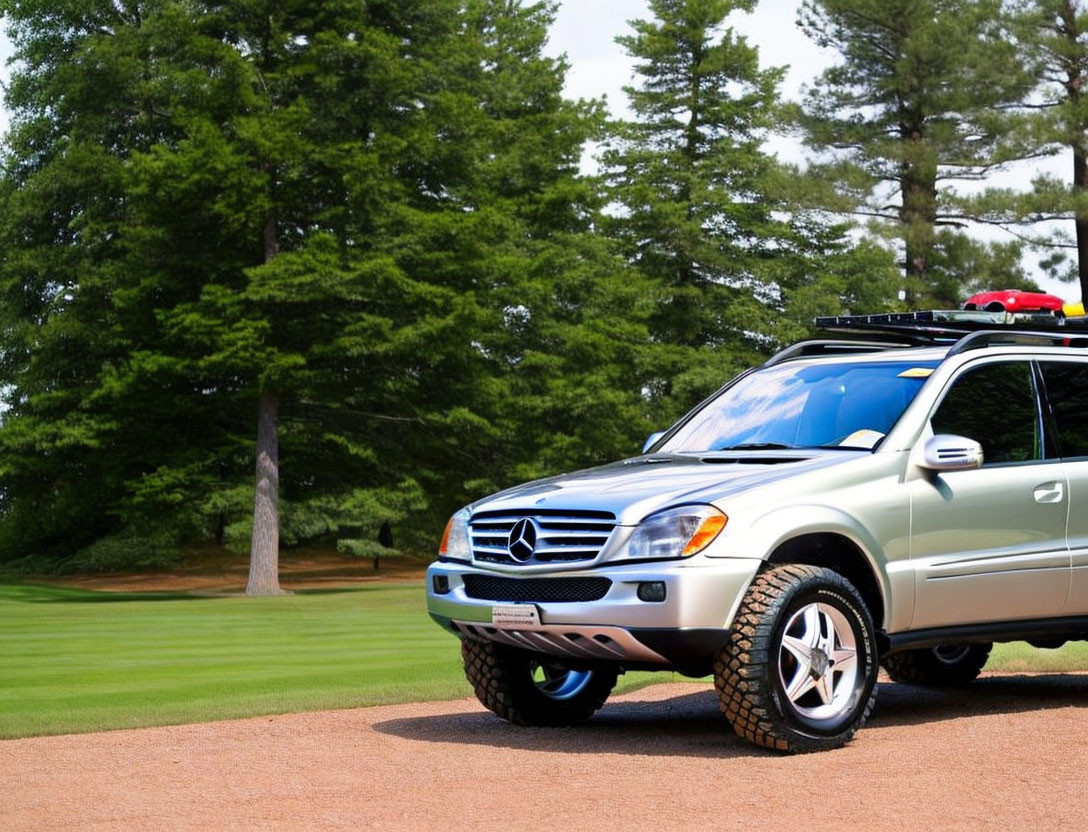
xmin=539 ymin=543 xmax=611 ymax=548
xmin=538 ymin=521 xmax=615 ymax=529
xmin=472 ymin=544 xmax=513 ymax=556
xmin=534 ymin=530 xmax=611 ymax=540
xmin=469 ymin=509 xmax=618 ymax=566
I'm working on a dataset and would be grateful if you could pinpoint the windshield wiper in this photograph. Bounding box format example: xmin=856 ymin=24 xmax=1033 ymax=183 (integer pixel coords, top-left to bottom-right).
xmin=714 ymin=442 xmax=799 ymax=451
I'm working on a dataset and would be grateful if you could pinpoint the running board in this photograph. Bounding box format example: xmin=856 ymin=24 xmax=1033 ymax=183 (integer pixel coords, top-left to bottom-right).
xmin=885 ymin=616 xmax=1088 ymax=653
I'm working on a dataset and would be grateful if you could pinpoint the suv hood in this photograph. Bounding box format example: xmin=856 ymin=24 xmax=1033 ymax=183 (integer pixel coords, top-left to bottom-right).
xmin=472 ymin=450 xmax=866 ymax=525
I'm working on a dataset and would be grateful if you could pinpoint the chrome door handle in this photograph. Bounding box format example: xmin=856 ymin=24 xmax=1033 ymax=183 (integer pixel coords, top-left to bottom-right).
xmin=1033 ymin=482 xmax=1064 ymax=504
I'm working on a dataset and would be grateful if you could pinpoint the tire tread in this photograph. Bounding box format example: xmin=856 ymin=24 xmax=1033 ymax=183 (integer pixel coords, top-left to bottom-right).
xmin=713 ymin=564 xmax=877 ymax=753
xmin=461 ymin=638 xmax=616 ymax=726
xmin=882 ymin=643 xmax=991 ymax=686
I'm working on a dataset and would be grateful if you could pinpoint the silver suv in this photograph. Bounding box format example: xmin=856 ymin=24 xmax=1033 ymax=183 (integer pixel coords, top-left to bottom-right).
xmin=426 ymin=312 xmax=1088 ymax=752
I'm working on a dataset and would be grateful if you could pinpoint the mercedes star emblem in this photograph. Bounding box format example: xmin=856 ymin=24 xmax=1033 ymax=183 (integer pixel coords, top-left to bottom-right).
xmin=507 ymin=518 xmax=538 ymax=562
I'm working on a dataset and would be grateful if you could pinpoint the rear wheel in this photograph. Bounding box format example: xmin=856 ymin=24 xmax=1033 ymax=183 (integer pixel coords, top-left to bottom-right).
xmin=882 ymin=643 xmax=991 ymax=686
xmin=461 ymin=638 xmax=618 ymax=726
xmin=714 ymin=564 xmax=879 ymax=753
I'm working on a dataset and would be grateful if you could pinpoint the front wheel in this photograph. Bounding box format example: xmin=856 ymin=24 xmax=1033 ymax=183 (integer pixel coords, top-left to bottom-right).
xmin=714 ymin=564 xmax=879 ymax=753
xmin=882 ymin=643 xmax=992 ymax=686
xmin=461 ymin=639 xmax=618 ymax=726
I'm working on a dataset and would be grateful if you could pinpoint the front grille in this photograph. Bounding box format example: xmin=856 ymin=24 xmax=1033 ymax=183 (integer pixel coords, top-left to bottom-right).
xmin=470 ymin=509 xmax=617 ymax=565
xmin=463 ymin=575 xmax=612 ymax=603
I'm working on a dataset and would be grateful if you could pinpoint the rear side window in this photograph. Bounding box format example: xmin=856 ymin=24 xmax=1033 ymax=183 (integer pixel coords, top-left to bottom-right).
xmin=1040 ymin=361 xmax=1088 ymax=459
xmin=931 ymin=362 xmax=1045 ymax=465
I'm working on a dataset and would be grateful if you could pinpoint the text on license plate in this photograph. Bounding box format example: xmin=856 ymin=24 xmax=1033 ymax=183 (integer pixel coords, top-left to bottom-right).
xmin=491 ymin=604 xmax=541 ymax=627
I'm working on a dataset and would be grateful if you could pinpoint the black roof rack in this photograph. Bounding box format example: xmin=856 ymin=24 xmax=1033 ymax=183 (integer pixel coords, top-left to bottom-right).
xmin=815 ymin=309 xmax=1088 ymax=346
xmin=747 ymin=310 xmax=1088 ymax=367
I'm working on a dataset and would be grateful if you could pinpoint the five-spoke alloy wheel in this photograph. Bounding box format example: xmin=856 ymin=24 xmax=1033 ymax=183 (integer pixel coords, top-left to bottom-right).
xmin=777 ymin=600 xmax=860 ymax=723
xmin=715 ymin=564 xmax=879 ymax=753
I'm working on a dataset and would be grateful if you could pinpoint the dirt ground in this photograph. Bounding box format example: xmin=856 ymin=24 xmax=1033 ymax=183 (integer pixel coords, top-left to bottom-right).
xmin=14 ymin=562 xmax=1088 ymax=829
xmin=3 ymin=674 xmax=1087 ymax=832
xmin=46 ymin=550 xmax=428 ymax=593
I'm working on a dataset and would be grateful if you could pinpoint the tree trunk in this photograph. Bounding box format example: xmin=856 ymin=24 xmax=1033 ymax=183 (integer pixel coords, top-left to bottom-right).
xmin=899 ymin=133 xmax=938 ymax=307
xmin=246 ymin=390 xmax=284 ymax=596
xmin=1074 ymin=146 xmax=1088 ymax=304
xmin=246 ymin=206 xmax=284 ymax=596
xmin=894 ymin=100 xmax=938 ymax=305
xmin=1059 ymin=1 xmax=1088 ymax=303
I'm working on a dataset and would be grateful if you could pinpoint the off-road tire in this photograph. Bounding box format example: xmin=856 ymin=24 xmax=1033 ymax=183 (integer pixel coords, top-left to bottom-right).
xmin=882 ymin=643 xmax=992 ymax=686
xmin=714 ymin=564 xmax=879 ymax=753
xmin=461 ymin=638 xmax=618 ymax=727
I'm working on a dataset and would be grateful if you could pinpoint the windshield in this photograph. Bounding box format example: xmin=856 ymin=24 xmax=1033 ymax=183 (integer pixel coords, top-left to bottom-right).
xmin=657 ymin=359 xmax=940 ymax=453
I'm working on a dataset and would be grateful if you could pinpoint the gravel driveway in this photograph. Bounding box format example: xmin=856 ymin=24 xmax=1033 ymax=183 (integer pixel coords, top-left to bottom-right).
xmin=3 ymin=675 xmax=1087 ymax=831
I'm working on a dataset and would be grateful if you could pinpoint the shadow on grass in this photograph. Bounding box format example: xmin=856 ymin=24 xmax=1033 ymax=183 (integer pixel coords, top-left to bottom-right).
xmin=291 ymin=584 xmax=420 ymax=596
xmin=0 ymin=581 xmax=419 ymax=603
xmin=372 ymin=673 xmax=1088 ymax=759
xmin=4 ymin=583 xmax=208 ymax=603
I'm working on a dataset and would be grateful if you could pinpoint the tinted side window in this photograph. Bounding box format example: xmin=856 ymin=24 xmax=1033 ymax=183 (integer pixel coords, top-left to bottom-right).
xmin=931 ymin=362 xmax=1041 ymax=465
xmin=1040 ymin=361 xmax=1088 ymax=459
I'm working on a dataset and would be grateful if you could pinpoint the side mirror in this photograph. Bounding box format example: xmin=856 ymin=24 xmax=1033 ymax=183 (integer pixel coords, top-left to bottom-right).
xmin=921 ymin=434 xmax=984 ymax=471
xmin=642 ymin=431 xmax=665 ymax=454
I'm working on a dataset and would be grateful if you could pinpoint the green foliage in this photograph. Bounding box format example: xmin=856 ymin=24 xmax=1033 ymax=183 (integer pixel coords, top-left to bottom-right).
xmin=0 ymin=0 xmax=994 ymax=576
xmin=0 ymin=0 xmax=661 ymax=570
xmin=796 ymin=0 xmax=1038 ymax=304
xmin=954 ymin=0 xmax=1088 ymax=302
xmin=602 ymin=0 xmax=900 ymax=415
xmin=604 ymin=0 xmax=786 ymax=353
xmin=63 ymin=531 xmax=183 ymax=574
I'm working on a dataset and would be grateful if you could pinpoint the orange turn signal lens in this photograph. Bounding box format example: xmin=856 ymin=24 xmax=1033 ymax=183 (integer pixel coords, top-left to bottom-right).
xmin=438 ymin=516 xmax=454 ymax=555
xmin=680 ymin=513 xmax=727 ymax=557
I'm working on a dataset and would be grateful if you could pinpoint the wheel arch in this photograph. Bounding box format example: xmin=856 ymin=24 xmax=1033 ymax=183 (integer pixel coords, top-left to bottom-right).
xmin=766 ymin=532 xmax=886 ymax=633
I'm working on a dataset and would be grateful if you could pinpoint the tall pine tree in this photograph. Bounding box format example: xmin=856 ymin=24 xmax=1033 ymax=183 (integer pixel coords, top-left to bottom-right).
xmin=956 ymin=1 xmax=1088 ymax=304
xmin=0 ymin=0 xmax=654 ymax=578
xmin=603 ymin=0 xmax=897 ymax=417
xmin=796 ymin=0 xmax=1037 ymax=306
xmin=0 ymin=1 xmax=480 ymax=583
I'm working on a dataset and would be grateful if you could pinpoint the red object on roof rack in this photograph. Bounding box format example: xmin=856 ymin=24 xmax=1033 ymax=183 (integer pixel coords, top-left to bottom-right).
xmin=962 ymin=289 xmax=1064 ymax=315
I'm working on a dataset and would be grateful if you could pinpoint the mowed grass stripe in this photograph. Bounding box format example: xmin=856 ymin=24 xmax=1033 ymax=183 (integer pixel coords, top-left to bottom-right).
xmin=0 ymin=582 xmax=471 ymax=738
xmin=2 ymin=582 xmax=1087 ymax=739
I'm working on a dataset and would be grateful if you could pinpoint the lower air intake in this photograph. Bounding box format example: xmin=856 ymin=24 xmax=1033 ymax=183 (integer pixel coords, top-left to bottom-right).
xmin=462 ymin=575 xmax=612 ymax=603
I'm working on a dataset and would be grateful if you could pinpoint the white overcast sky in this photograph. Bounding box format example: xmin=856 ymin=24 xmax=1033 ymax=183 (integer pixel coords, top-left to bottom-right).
xmin=547 ymin=0 xmax=824 ymax=111
xmin=0 ymin=1 xmax=1075 ymax=299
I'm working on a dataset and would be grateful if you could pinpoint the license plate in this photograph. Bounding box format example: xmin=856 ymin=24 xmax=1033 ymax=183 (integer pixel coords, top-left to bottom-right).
xmin=491 ymin=604 xmax=541 ymax=627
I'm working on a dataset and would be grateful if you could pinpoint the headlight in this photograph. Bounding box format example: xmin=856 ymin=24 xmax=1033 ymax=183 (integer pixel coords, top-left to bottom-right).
xmin=438 ymin=508 xmax=472 ymax=562
xmin=625 ymin=505 xmax=727 ymax=561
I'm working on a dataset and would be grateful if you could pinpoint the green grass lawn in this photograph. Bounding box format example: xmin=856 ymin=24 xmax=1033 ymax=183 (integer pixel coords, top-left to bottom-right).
xmin=0 ymin=581 xmax=662 ymax=739
xmin=988 ymin=639 xmax=1088 ymax=671
xmin=0 ymin=581 xmax=465 ymax=738
xmin=2 ymin=580 xmax=1087 ymax=740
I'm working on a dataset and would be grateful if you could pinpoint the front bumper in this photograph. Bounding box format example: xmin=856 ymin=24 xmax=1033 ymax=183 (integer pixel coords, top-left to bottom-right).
xmin=426 ymin=556 xmax=762 ymax=675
